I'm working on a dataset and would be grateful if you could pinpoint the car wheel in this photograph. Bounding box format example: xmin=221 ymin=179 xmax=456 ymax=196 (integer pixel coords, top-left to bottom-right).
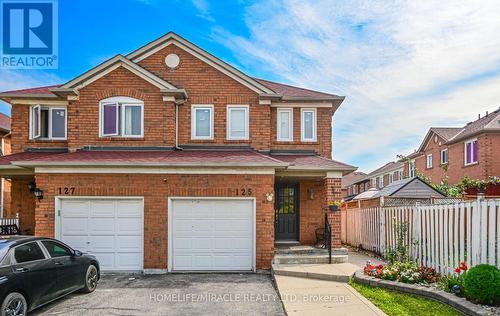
xmin=81 ymin=264 xmax=98 ymax=293
xmin=1 ymin=292 xmax=27 ymax=316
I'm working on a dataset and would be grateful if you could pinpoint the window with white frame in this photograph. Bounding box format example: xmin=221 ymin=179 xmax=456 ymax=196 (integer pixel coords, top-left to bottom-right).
xmin=227 ymin=105 xmax=249 ymax=140
xmin=30 ymin=105 xmax=67 ymax=139
xmin=426 ymin=154 xmax=433 ymax=169
xmin=277 ymin=108 xmax=293 ymax=141
xmin=301 ymin=108 xmax=316 ymax=142
xmin=191 ymin=105 xmax=214 ymax=140
xmin=409 ymin=160 xmax=416 ymax=178
xmin=440 ymin=148 xmax=449 ymax=164
xmin=464 ymin=139 xmax=478 ymax=165
xmin=99 ymin=97 xmax=143 ymax=137
xmin=398 ymin=170 xmax=403 ymax=180
xmin=379 ymin=176 xmax=384 ymax=188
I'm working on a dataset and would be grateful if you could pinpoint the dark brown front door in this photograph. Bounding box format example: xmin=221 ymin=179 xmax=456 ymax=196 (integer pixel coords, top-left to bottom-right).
xmin=275 ymin=183 xmax=299 ymax=241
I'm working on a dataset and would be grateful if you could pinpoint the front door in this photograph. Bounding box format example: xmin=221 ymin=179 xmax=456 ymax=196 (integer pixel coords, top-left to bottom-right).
xmin=275 ymin=183 xmax=299 ymax=241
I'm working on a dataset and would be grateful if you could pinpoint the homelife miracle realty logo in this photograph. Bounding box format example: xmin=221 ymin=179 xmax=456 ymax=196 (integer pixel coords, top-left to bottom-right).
xmin=1 ymin=0 xmax=58 ymax=69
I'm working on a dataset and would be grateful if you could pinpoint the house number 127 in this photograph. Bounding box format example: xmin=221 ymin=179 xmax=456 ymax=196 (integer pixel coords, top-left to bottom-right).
xmin=58 ymin=187 xmax=75 ymax=195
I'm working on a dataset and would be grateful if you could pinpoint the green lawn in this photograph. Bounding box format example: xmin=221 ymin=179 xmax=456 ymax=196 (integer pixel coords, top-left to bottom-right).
xmin=349 ymin=281 xmax=462 ymax=316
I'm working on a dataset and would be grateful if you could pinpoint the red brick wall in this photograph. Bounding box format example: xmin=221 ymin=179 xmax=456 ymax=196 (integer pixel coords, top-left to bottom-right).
xmin=299 ymin=179 xmax=326 ymax=245
xmin=137 ymin=45 xmax=271 ymax=151
xmin=33 ymin=173 xmax=275 ymax=270
xmin=270 ymin=107 xmax=333 ymax=158
xmin=10 ymin=104 xmax=67 ymax=153
xmin=10 ymin=178 xmax=35 ymax=234
xmin=324 ymin=177 xmax=342 ymax=248
xmin=414 ymin=132 xmax=499 ymax=185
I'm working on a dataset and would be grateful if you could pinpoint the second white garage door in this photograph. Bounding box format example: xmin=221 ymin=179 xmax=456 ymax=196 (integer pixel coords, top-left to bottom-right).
xmin=57 ymin=198 xmax=144 ymax=271
xmin=169 ymin=198 xmax=255 ymax=271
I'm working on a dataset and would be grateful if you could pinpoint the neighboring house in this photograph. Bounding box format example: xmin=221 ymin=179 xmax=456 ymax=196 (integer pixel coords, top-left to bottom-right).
xmin=373 ymin=177 xmax=445 ymax=199
xmin=404 ymin=108 xmax=500 ymax=185
xmin=342 ymin=171 xmax=368 ymax=201
xmin=0 ymin=113 xmax=11 ymax=218
xmin=366 ymin=161 xmax=405 ymax=190
xmin=0 ymin=32 xmax=356 ymax=273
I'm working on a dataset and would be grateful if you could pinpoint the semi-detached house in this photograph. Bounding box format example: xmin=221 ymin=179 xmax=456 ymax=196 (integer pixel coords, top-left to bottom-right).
xmin=0 ymin=32 xmax=356 ymax=273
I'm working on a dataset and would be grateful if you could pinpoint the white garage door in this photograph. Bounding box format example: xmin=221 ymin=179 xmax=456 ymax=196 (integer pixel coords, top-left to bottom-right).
xmin=170 ymin=199 xmax=254 ymax=271
xmin=58 ymin=198 xmax=144 ymax=271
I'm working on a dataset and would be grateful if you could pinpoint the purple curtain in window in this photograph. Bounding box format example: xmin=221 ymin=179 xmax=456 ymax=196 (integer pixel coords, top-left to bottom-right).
xmin=103 ymin=104 xmax=117 ymax=135
xmin=472 ymin=140 xmax=478 ymax=163
xmin=466 ymin=142 xmax=472 ymax=164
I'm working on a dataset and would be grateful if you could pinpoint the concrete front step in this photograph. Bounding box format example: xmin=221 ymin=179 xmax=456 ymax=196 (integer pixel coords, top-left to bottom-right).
xmin=273 ymin=254 xmax=348 ymax=264
xmin=271 ymin=262 xmax=359 ymax=283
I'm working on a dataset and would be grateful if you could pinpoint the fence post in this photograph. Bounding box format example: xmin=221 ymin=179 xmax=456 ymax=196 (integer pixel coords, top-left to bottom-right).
xmin=379 ymin=207 xmax=385 ymax=256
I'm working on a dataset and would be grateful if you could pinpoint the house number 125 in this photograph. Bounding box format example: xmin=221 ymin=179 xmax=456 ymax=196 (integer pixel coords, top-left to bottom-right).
xmin=235 ymin=188 xmax=252 ymax=196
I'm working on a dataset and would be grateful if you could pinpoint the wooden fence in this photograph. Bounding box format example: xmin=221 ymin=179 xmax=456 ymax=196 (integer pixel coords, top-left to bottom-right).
xmin=341 ymin=198 xmax=500 ymax=274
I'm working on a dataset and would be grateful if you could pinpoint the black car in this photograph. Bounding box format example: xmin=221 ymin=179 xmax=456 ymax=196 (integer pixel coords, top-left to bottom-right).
xmin=0 ymin=236 xmax=100 ymax=316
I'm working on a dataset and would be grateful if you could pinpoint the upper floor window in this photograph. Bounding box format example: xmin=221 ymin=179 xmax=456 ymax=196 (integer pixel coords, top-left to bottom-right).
xmin=464 ymin=139 xmax=478 ymax=165
xmin=99 ymin=97 xmax=144 ymax=137
xmin=301 ymin=108 xmax=317 ymax=142
xmin=30 ymin=105 xmax=67 ymax=140
xmin=426 ymin=154 xmax=433 ymax=169
xmin=389 ymin=173 xmax=393 ymax=184
xmin=191 ymin=105 xmax=214 ymax=140
xmin=409 ymin=160 xmax=416 ymax=177
xmin=398 ymin=170 xmax=403 ymax=180
xmin=277 ymin=108 xmax=293 ymax=141
xmin=227 ymin=105 xmax=249 ymax=140
xmin=440 ymin=148 xmax=449 ymax=164
xmin=379 ymin=176 xmax=384 ymax=188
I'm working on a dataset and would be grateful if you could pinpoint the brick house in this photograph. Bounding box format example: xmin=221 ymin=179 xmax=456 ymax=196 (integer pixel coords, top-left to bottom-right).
xmin=0 ymin=32 xmax=356 ymax=273
xmin=366 ymin=161 xmax=405 ymax=190
xmin=0 ymin=112 xmax=11 ymax=217
xmin=404 ymin=108 xmax=500 ymax=185
xmin=341 ymin=171 xmax=368 ymax=201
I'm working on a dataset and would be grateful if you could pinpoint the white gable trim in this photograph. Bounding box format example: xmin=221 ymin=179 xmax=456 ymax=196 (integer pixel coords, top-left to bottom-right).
xmin=59 ymin=55 xmax=178 ymax=92
xmin=127 ymin=33 xmax=277 ymax=95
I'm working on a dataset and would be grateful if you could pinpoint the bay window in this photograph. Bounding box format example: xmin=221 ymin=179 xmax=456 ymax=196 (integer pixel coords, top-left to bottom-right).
xmin=191 ymin=105 xmax=214 ymax=140
xmin=277 ymin=108 xmax=293 ymax=141
xmin=30 ymin=105 xmax=67 ymax=139
xmin=301 ymin=108 xmax=317 ymax=142
xmin=99 ymin=97 xmax=144 ymax=137
xmin=227 ymin=105 xmax=249 ymax=140
xmin=464 ymin=139 xmax=478 ymax=165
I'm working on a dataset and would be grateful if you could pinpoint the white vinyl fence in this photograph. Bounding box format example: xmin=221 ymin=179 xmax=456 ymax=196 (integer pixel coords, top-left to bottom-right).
xmin=341 ymin=198 xmax=500 ymax=275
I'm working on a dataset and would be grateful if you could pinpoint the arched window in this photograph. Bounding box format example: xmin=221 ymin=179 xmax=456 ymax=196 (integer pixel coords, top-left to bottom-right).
xmin=99 ymin=96 xmax=144 ymax=137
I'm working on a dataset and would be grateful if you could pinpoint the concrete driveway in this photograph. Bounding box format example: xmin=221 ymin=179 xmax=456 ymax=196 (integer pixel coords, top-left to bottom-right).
xmin=32 ymin=273 xmax=285 ymax=316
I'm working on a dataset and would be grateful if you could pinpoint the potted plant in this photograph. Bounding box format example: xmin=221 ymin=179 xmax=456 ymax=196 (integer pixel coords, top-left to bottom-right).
xmin=329 ymin=200 xmax=341 ymax=212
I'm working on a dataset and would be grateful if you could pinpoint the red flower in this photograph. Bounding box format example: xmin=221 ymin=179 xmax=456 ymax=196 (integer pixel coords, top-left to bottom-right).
xmin=454 ymin=267 xmax=461 ymax=273
xmin=459 ymin=262 xmax=468 ymax=271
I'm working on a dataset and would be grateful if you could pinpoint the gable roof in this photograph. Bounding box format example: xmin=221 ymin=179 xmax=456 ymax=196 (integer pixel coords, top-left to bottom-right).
xmin=449 ymin=108 xmax=500 ymax=142
xmin=127 ymin=32 xmax=277 ymax=96
xmin=51 ymin=55 xmax=186 ymax=99
xmin=341 ymin=171 xmax=367 ymax=188
xmin=416 ymin=127 xmax=462 ymax=152
xmin=254 ymin=78 xmax=344 ymax=101
xmin=373 ymin=177 xmax=445 ymax=198
xmin=367 ymin=161 xmax=404 ymax=177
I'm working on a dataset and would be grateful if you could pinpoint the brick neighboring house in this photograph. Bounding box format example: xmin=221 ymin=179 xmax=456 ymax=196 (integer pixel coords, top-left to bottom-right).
xmin=0 ymin=113 xmax=11 ymax=217
xmin=0 ymin=32 xmax=356 ymax=273
xmin=367 ymin=161 xmax=405 ymax=190
xmin=342 ymin=171 xmax=368 ymax=201
xmin=404 ymin=108 xmax=500 ymax=185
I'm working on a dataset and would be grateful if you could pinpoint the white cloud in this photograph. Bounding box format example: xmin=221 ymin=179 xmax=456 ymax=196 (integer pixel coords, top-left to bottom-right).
xmin=190 ymin=0 xmax=215 ymax=22
xmin=212 ymin=0 xmax=500 ymax=172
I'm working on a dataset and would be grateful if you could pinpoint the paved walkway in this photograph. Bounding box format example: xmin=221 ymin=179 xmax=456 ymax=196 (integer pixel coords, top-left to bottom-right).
xmin=274 ymin=275 xmax=386 ymax=316
xmin=273 ymin=250 xmax=388 ymax=316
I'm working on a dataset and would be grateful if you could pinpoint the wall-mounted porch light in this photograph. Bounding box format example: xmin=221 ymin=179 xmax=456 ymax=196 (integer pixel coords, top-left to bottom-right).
xmin=308 ymin=188 xmax=315 ymax=200
xmin=28 ymin=182 xmax=44 ymax=201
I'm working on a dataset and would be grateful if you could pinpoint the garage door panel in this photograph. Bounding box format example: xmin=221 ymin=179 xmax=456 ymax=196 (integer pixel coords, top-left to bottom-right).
xmin=88 ymin=218 xmax=115 ymax=235
xmin=61 ymin=218 xmax=87 ymax=235
xmin=89 ymin=201 xmax=116 ymax=217
xmin=61 ymin=201 xmax=89 ymax=217
xmin=172 ymin=199 xmax=254 ymax=271
xmin=60 ymin=198 xmax=143 ymax=271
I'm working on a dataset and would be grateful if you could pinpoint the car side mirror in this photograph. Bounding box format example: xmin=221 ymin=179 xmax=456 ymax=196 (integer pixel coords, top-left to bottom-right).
xmin=72 ymin=250 xmax=83 ymax=257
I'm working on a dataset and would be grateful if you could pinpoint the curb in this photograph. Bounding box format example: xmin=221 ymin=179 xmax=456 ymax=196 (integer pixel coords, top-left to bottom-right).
xmin=353 ymin=270 xmax=492 ymax=316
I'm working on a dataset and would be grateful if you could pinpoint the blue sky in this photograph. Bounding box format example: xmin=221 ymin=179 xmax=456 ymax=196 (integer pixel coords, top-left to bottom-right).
xmin=1 ymin=0 xmax=500 ymax=172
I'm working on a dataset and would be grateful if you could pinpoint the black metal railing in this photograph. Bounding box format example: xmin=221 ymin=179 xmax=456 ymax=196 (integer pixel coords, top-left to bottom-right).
xmin=324 ymin=213 xmax=332 ymax=264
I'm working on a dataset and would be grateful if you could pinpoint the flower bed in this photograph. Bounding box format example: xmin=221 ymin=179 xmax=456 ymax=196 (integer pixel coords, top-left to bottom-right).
xmin=363 ymin=261 xmax=440 ymax=284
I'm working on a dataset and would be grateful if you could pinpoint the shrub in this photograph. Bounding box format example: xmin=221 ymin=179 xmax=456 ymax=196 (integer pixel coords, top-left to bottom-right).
xmin=417 ymin=266 xmax=440 ymax=283
xmin=463 ymin=264 xmax=500 ymax=305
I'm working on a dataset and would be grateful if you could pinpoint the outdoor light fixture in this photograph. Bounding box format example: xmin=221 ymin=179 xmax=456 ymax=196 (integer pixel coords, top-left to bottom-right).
xmin=308 ymin=188 xmax=315 ymax=200
xmin=28 ymin=182 xmax=44 ymax=201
